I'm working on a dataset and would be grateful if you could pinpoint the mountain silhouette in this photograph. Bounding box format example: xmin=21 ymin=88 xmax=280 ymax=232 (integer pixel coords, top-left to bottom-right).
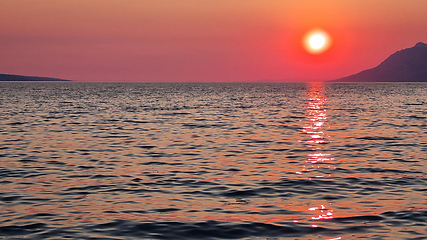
xmin=0 ymin=73 xmax=69 ymax=81
xmin=332 ymin=42 xmax=427 ymax=82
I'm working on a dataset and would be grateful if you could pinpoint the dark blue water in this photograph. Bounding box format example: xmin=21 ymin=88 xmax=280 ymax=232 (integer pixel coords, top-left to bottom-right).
xmin=0 ymin=82 xmax=426 ymax=239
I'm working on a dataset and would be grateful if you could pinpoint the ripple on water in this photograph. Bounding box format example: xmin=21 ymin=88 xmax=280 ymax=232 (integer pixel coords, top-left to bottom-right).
xmin=0 ymin=82 xmax=426 ymax=239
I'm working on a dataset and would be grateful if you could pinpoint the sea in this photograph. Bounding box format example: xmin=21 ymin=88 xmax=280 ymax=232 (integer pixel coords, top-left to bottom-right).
xmin=0 ymin=82 xmax=426 ymax=240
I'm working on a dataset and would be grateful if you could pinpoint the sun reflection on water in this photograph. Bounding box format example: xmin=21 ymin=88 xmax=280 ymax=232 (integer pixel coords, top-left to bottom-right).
xmin=299 ymin=82 xmax=334 ymax=173
xmin=299 ymin=82 xmax=340 ymax=239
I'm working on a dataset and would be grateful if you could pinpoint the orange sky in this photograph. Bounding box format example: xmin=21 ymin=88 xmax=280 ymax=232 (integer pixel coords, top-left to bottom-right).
xmin=1 ymin=0 xmax=427 ymax=81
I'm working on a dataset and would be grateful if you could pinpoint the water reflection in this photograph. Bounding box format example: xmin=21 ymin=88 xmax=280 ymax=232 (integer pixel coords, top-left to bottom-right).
xmin=298 ymin=82 xmax=335 ymax=177
xmin=303 ymin=82 xmax=331 ymax=156
xmin=300 ymin=82 xmax=339 ymax=239
xmin=310 ymin=204 xmax=334 ymax=220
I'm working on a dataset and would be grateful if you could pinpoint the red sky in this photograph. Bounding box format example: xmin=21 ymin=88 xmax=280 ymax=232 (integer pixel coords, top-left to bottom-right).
xmin=1 ymin=0 xmax=427 ymax=82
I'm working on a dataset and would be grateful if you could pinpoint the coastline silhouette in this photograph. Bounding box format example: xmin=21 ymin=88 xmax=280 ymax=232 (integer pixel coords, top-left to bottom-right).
xmin=0 ymin=73 xmax=69 ymax=82
xmin=333 ymin=42 xmax=427 ymax=82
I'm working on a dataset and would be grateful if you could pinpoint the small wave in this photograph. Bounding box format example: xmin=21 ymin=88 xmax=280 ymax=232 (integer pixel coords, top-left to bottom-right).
xmin=0 ymin=223 xmax=47 ymax=236
xmin=84 ymin=220 xmax=328 ymax=239
xmin=356 ymin=136 xmax=404 ymax=141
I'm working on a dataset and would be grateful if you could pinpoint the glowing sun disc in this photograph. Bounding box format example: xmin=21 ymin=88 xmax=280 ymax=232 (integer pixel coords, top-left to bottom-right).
xmin=303 ymin=29 xmax=331 ymax=54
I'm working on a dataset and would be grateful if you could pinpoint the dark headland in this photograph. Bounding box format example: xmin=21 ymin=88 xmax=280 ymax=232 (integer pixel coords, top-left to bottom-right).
xmin=0 ymin=73 xmax=70 ymax=82
xmin=332 ymin=42 xmax=427 ymax=82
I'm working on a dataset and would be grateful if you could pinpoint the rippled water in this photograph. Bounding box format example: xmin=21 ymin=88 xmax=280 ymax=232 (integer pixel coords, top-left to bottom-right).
xmin=0 ymin=82 xmax=426 ymax=239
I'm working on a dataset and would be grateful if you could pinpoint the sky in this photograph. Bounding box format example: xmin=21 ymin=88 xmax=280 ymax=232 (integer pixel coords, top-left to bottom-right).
xmin=1 ymin=0 xmax=427 ymax=82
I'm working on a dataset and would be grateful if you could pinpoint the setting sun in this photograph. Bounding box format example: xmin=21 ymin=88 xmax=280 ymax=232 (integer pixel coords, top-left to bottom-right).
xmin=303 ymin=29 xmax=332 ymax=54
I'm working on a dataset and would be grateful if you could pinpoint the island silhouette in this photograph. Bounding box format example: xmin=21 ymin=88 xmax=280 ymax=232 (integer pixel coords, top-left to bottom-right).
xmin=0 ymin=73 xmax=69 ymax=82
xmin=332 ymin=42 xmax=427 ymax=82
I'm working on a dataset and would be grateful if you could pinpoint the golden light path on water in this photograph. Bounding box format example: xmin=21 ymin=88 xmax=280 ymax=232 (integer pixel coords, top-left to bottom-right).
xmin=302 ymin=82 xmax=334 ymax=173
xmin=298 ymin=82 xmax=339 ymax=238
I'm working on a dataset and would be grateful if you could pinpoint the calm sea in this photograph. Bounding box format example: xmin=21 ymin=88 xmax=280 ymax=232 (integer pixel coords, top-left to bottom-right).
xmin=0 ymin=82 xmax=426 ymax=240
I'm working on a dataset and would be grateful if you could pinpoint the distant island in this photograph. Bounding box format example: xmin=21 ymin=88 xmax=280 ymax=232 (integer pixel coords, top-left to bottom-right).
xmin=0 ymin=73 xmax=70 ymax=82
xmin=332 ymin=42 xmax=427 ymax=82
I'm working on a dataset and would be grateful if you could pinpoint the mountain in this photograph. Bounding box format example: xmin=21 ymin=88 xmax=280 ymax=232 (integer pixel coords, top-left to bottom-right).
xmin=0 ymin=73 xmax=70 ymax=81
xmin=332 ymin=42 xmax=427 ymax=82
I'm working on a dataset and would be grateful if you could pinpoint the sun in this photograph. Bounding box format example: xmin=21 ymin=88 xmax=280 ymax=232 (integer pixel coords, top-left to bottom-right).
xmin=302 ymin=29 xmax=332 ymax=54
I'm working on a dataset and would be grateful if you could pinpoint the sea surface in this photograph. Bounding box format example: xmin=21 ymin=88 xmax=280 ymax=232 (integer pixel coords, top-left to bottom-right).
xmin=0 ymin=82 xmax=426 ymax=240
